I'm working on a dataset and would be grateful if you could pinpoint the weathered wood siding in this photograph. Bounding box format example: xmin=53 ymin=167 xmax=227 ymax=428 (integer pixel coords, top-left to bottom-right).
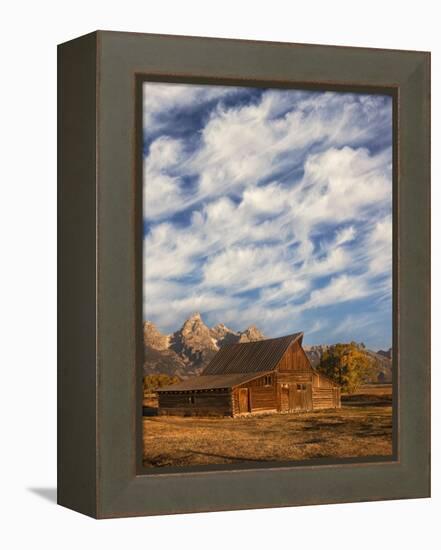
xmin=158 ymin=389 xmax=232 ymax=416
xmin=277 ymin=383 xmax=313 ymax=412
xmin=311 ymin=371 xmax=341 ymax=409
xmin=312 ymin=387 xmax=341 ymax=409
xmin=278 ymin=340 xmax=312 ymax=373
xmin=232 ymin=374 xmax=277 ymax=415
xmin=249 ymin=386 xmax=277 ymax=412
xmin=278 ymin=343 xmax=341 ymax=410
xmin=312 ymin=372 xmax=335 ymax=388
xmin=275 ymin=340 xmax=314 ymax=411
xmin=277 ymin=371 xmax=312 ymax=384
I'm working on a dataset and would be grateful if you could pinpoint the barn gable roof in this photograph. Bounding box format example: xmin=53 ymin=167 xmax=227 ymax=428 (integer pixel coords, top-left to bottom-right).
xmin=156 ymin=371 xmax=272 ymax=392
xmin=202 ymin=332 xmax=303 ymax=375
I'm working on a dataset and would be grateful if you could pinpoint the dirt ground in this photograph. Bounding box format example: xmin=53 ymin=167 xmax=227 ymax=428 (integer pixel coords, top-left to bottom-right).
xmin=142 ymin=399 xmax=393 ymax=468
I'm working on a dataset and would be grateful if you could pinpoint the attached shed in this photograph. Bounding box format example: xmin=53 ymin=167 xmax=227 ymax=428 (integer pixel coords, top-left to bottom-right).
xmin=156 ymin=333 xmax=341 ymax=417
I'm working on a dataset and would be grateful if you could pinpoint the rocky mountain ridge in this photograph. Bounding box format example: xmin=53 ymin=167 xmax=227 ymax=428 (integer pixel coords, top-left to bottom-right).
xmin=144 ymin=313 xmax=265 ymax=378
xmin=377 ymin=348 xmax=392 ymax=360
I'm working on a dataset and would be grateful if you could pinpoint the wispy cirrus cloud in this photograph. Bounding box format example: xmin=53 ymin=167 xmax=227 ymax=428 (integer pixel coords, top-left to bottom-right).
xmin=142 ymin=83 xmax=392 ymax=349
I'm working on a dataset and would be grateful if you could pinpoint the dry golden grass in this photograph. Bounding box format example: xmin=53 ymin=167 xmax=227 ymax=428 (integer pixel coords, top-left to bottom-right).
xmin=350 ymin=384 xmax=393 ymax=396
xmin=143 ymin=404 xmax=393 ymax=468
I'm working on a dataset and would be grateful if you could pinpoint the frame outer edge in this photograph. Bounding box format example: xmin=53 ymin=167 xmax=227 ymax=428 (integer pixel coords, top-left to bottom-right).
xmin=398 ymin=50 xmax=431 ymax=498
xmin=57 ymin=31 xmax=99 ymax=518
xmin=93 ymin=32 xmax=431 ymax=518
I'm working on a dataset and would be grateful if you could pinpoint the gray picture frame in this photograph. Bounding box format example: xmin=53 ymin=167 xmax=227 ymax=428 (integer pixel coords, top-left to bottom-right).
xmin=58 ymin=30 xmax=430 ymax=518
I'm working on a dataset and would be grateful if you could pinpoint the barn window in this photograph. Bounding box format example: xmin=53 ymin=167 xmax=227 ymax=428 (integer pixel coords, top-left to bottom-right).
xmin=264 ymin=375 xmax=272 ymax=386
xmin=297 ymin=384 xmax=302 ymax=390
xmin=188 ymin=395 xmax=195 ymax=404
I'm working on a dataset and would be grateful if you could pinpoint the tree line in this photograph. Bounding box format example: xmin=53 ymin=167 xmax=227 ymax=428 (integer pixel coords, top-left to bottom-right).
xmin=316 ymin=342 xmax=377 ymax=393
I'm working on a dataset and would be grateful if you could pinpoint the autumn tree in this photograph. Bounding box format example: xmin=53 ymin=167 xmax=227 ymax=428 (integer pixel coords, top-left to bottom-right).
xmin=316 ymin=342 xmax=375 ymax=394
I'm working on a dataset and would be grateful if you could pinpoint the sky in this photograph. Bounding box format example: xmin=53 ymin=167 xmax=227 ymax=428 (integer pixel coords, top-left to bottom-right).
xmin=142 ymin=82 xmax=393 ymax=350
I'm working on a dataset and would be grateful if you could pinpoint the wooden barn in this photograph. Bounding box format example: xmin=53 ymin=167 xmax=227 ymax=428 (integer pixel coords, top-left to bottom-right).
xmin=156 ymin=333 xmax=341 ymax=417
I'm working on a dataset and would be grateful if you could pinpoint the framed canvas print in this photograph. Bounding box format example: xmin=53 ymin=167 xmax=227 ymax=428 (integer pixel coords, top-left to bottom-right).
xmin=58 ymin=31 xmax=430 ymax=518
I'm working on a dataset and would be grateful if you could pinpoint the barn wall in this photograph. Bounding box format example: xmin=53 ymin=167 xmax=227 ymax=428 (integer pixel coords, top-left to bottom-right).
xmin=233 ymin=375 xmax=277 ymax=414
xmin=158 ymin=390 xmax=232 ymax=416
xmin=276 ymin=382 xmax=313 ymax=411
xmin=278 ymin=340 xmax=313 ymax=373
xmin=277 ymin=372 xmax=313 ymax=384
xmin=275 ymin=341 xmax=314 ymax=411
xmin=313 ymin=372 xmax=335 ymax=388
xmin=311 ymin=372 xmax=341 ymax=409
xmin=276 ymin=342 xmax=341 ymax=410
xmin=312 ymin=387 xmax=341 ymax=409
xmin=249 ymin=386 xmax=277 ymax=412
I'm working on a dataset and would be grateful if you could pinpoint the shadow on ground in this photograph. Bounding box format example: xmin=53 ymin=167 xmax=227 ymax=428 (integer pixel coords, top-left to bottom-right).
xmin=143 ymin=406 xmax=158 ymax=417
xmin=28 ymin=487 xmax=57 ymax=504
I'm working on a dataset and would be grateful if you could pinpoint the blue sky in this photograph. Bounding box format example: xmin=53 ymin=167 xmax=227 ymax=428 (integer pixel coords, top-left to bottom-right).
xmin=142 ymin=83 xmax=392 ymax=350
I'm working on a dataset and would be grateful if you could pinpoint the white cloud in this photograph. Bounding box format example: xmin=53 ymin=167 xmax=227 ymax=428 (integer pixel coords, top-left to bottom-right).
xmin=306 ymin=319 xmax=329 ymax=335
xmin=365 ymin=216 xmax=392 ymax=276
xmin=143 ymin=88 xmax=392 ymax=223
xmin=334 ymin=226 xmax=356 ymax=246
xmin=303 ymin=247 xmax=351 ymax=278
xmin=143 ymin=82 xmax=238 ymax=135
xmin=260 ymin=278 xmax=310 ymax=305
xmin=294 ymin=146 xmax=392 ymax=228
xmin=301 ymin=274 xmax=371 ymax=310
xmin=143 ymin=146 xmax=391 ymax=322
xmin=328 ymin=310 xmax=391 ymax=348
xmin=330 ymin=313 xmax=376 ymax=337
xmin=142 ymin=85 xmax=392 ymax=344
xmin=143 ymin=137 xmax=187 ymax=219
xmin=239 ymin=183 xmax=288 ymax=217
xmin=202 ymin=245 xmax=293 ymax=292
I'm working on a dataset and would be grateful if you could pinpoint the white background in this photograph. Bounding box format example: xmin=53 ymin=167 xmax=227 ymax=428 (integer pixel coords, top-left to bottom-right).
xmin=0 ymin=1 xmax=438 ymax=548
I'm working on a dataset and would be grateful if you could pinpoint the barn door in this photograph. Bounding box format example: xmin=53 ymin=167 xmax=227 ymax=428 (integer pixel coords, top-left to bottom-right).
xmin=293 ymin=384 xmax=313 ymax=411
xmin=238 ymin=388 xmax=250 ymax=413
xmin=293 ymin=384 xmax=303 ymax=410
xmin=280 ymin=386 xmax=289 ymax=412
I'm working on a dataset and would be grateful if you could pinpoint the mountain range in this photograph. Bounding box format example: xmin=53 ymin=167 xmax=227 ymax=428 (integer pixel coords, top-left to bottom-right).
xmin=144 ymin=313 xmax=265 ymax=378
xmin=143 ymin=313 xmax=392 ymax=382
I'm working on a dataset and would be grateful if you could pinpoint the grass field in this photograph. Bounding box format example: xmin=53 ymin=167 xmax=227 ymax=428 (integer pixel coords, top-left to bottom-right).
xmin=143 ymin=387 xmax=393 ymax=468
